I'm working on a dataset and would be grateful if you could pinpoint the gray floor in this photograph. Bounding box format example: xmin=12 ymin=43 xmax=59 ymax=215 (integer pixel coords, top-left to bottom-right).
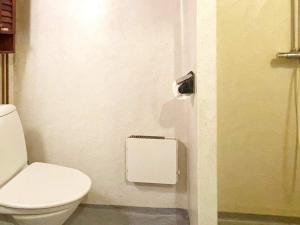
xmin=0 ymin=205 xmax=189 ymax=225
xmin=65 ymin=205 xmax=189 ymax=225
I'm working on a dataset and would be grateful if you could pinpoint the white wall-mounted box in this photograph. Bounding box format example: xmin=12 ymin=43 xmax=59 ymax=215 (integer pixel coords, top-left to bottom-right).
xmin=126 ymin=137 xmax=178 ymax=185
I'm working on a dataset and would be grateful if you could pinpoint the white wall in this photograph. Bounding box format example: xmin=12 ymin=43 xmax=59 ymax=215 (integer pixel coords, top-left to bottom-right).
xmin=181 ymin=0 xmax=218 ymax=224
xmin=14 ymin=0 xmax=190 ymax=209
xmin=181 ymin=0 xmax=198 ymax=224
xmin=197 ymin=0 xmax=218 ymax=224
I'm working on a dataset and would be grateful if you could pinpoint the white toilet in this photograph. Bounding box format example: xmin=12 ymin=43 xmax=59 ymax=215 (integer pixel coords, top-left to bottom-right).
xmin=0 ymin=105 xmax=92 ymax=225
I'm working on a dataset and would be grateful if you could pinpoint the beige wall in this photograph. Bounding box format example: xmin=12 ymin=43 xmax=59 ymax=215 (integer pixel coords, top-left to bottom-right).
xmin=14 ymin=0 xmax=191 ymax=209
xmin=218 ymin=0 xmax=300 ymax=217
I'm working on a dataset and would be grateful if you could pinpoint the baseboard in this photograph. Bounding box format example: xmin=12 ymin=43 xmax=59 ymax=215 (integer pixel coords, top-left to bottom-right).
xmin=219 ymin=212 xmax=300 ymax=225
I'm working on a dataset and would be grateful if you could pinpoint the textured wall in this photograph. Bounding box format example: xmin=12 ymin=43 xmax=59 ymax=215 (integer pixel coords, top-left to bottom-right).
xmin=181 ymin=0 xmax=198 ymax=224
xmin=218 ymin=0 xmax=300 ymax=217
xmin=14 ymin=0 xmax=190 ymax=208
xmin=197 ymin=0 xmax=218 ymax=224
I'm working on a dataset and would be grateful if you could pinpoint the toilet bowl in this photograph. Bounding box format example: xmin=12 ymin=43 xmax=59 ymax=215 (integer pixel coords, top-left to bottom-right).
xmin=0 ymin=105 xmax=92 ymax=225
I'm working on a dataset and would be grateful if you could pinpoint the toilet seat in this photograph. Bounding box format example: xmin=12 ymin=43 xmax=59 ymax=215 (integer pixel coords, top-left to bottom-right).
xmin=0 ymin=162 xmax=91 ymax=210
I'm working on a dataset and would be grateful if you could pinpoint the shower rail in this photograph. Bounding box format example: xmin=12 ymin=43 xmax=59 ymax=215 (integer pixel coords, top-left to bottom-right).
xmin=277 ymin=51 xmax=300 ymax=59
xmin=277 ymin=0 xmax=300 ymax=59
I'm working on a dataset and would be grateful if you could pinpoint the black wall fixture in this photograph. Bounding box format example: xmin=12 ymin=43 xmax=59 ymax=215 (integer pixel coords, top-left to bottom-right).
xmin=176 ymin=71 xmax=195 ymax=95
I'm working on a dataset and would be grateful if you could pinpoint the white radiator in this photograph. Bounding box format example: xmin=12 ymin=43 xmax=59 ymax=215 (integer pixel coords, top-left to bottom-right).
xmin=126 ymin=136 xmax=178 ymax=185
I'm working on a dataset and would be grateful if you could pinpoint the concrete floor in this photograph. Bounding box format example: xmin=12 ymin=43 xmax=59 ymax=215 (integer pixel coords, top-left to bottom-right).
xmin=0 ymin=205 xmax=190 ymax=225
xmin=66 ymin=205 xmax=189 ymax=225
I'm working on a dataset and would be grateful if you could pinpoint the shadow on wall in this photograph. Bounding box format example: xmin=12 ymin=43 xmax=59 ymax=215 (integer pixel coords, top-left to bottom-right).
xmin=25 ymin=129 xmax=46 ymax=163
xmin=270 ymin=0 xmax=300 ymax=202
xmin=159 ymin=98 xmax=188 ymax=207
xmin=278 ymin=66 xmax=300 ymax=202
xmin=155 ymin=0 xmax=196 ymax=209
xmin=14 ymin=0 xmax=40 ymax=165
xmin=282 ymin=69 xmax=299 ymax=200
xmin=271 ymin=58 xmax=300 ymax=202
xmin=14 ymin=0 xmax=31 ymax=104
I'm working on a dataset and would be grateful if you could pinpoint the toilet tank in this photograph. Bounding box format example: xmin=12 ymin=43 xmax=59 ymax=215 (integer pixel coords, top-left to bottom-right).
xmin=0 ymin=105 xmax=27 ymax=187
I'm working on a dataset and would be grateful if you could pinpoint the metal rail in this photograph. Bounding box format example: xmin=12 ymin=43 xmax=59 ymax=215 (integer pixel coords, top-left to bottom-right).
xmin=1 ymin=54 xmax=9 ymax=104
xmin=277 ymin=0 xmax=300 ymax=59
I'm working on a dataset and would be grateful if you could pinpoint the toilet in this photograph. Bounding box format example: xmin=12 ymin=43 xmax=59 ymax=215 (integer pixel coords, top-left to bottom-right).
xmin=0 ymin=105 xmax=92 ymax=225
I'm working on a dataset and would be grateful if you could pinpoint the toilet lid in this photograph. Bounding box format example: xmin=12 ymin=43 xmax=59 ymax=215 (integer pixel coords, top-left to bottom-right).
xmin=0 ymin=162 xmax=91 ymax=209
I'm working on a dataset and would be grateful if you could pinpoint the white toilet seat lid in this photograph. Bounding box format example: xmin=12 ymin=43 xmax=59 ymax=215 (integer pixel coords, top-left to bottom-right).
xmin=0 ymin=162 xmax=91 ymax=209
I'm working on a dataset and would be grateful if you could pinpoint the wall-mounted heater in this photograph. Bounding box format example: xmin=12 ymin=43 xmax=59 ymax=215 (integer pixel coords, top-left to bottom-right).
xmin=126 ymin=136 xmax=178 ymax=185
